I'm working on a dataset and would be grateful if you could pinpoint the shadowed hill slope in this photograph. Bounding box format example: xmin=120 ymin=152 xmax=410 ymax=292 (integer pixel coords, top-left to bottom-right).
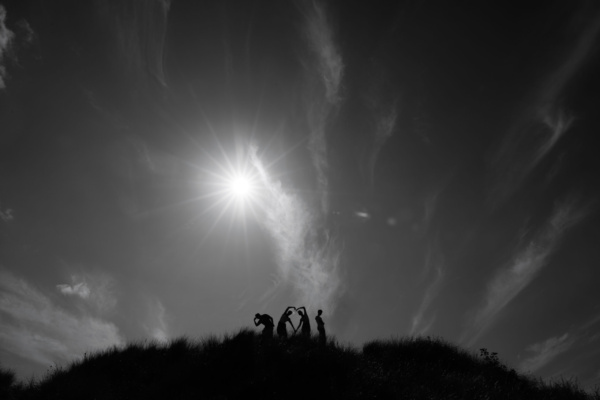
xmin=2 ymin=329 xmax=598 ymax=400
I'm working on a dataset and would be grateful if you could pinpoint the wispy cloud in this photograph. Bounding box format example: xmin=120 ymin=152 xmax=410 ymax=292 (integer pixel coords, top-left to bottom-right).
xmin=462 ymin=198 xmax=592 ymax=346
xmin=0 ymin=202 xmax=14 ymax=222
xmin=56 ymin=271 xmax=117 ymax=313
xmin=489 ymin=108 xmax=575 ymax=208
xmin=0 ymin=5 xmax=15 ymax=89
xmin=0 ymin=7 xmax=35 ymax=89
xmin=410 ymin=243 xmax=444 ymax=335
xmin=301 ymin=0 xmax=344 ymax=214
xmin=366 ymin=100 xmax=397 ymax=188
xmin=143 ymin=298 xmax=169 ymax=343
xmin=250 ymin=146 xmax=343 ymax=313
xmin=303 ymin=0 xmax=344 ymax=105
xmin=488 ymin=8 xmax=600 ymax=208
xmin=360 ymin=60 xmax=399 ymax=187
xmin=95 ymin=0 xmax=172 ymax=86
xmin=523 ymin=313 xmax=600 ymax=386
xmin=57 ymin=282 xmax=91 ymax=299
xmin=242 ymin=1 xmax=345 ymax=313
xmin=0 ymin=269 xmax=123 ymax=370
xmin=534 ymin=109 xmax=574 ymax=167
xmin=520 ymin=333 xmax=576 ymax=373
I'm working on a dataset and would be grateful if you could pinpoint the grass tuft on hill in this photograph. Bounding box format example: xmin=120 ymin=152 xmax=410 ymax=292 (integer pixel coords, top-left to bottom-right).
xmin=2 ymin=329 xmax=598 ymax=399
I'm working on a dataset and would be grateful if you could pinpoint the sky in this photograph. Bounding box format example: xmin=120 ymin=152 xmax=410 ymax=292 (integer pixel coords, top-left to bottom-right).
xmin=1 ymin=0 xmax=600 ymax=390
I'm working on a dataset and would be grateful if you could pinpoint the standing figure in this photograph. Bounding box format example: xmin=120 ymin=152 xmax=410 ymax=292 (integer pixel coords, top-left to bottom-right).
xmin=296 ymin=306 xmax=311 ymax=338
xmin=254 ymin=313 xmax=274 ymax=340
xmin=277 ymin=306 xmax=296 ymax=338
xmin=315 ymin=309 xmax=326 ymax=345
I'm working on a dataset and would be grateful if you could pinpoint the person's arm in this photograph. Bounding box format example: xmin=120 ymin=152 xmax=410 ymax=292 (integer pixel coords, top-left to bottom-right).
xmin=254 ymin=317 xmax=260 ymax=326
xmin=299 ymin=307 xmax=307 ymax=323
xmin=285 ymin=306 xmax=295 ymax=313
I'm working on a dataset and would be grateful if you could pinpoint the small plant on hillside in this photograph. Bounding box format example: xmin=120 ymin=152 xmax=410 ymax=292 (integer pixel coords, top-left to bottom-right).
xmin=0 ymin=367 xmax=16 ymax=390
xmin=479 ymin=348 xmax=501 ymax=367
xmin=0 ymin=366 xmax=23 ymax=400
xmin=479 ymin=348 xmax=523 ymax=380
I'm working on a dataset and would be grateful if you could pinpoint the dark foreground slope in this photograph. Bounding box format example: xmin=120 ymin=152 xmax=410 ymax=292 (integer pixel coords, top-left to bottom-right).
xmin=2 ymin=329 xmax=598 ymax=400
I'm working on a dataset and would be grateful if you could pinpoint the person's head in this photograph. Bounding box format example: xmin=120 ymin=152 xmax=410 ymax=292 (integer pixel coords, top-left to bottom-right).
xmin=318 ymin=309 xmax=322 ymax=316
xmin=287 ymin=310 xmax=293 ymax=316
xmin=255 ymin=313 xmax=261 ymax=319
xmin=298 ymin=310 xmax=304 ymax=316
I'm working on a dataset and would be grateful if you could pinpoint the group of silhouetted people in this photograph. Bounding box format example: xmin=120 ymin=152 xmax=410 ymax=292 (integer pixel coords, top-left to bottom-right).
xmin=254 ymin=306 xmax=326 ymax=344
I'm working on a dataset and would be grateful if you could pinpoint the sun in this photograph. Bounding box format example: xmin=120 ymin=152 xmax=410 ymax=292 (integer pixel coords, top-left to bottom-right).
xmin=180 ymin=133 xmax=276 ymax=248
xmin=228 ymin=173 xmax=254 ymax=201
xmin=217 ymin=160 xmax=261 ymax=214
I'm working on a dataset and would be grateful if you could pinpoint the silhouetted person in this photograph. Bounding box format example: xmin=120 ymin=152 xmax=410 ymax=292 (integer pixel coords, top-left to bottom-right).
xmin=254 ymin=313 xmax=274 ymax=339
xmin=277 ymin=306 xmax=296 ymax=338
xmin=296 ymin=306 xmax=311 ymax=338
xmin=315 ymin=309 xmax=326 ymax=345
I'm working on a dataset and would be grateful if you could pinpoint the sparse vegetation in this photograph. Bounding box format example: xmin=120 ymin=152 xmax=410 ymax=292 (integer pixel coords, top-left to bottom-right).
xmin=1 ymin=330 xmax=598 ymax=399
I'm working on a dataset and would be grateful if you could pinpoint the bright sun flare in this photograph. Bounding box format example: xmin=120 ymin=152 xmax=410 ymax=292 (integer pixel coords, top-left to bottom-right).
xmin=228 ymin=174 xmax=253 ymax=199
xmin=193 ymin=141 xmax=266 ymax=238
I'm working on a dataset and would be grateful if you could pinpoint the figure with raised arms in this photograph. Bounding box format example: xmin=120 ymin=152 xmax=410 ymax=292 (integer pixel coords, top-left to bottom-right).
xmin=277 ymin=306 xmax=296 ymax=338
xmin=296 ymin=306 xmax=311 ymax=338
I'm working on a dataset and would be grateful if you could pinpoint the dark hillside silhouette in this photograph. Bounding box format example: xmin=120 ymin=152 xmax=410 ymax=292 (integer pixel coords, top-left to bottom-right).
xmin=1 ymin=330 xmax=598 ymax=400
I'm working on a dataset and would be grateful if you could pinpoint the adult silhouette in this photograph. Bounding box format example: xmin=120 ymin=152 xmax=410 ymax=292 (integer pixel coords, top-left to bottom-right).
xmin=315 ymin=309 xmax=326 ymax=344
xmin=254 ymin=313 xmax=274 ymax=339
xmin=277 ymin=306 xmax=296 ymax=338
xmin=296 ymin=306 xmax=311 ymax=337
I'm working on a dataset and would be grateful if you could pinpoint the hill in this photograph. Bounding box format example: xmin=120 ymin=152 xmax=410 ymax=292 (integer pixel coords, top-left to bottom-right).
xmin=1 ymin=329 xmax=598 ymax=399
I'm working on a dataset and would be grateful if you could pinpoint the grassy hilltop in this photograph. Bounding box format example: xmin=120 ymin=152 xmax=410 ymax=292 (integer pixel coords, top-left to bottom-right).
xmin=2 ymin=329 xmax=598 ymax=400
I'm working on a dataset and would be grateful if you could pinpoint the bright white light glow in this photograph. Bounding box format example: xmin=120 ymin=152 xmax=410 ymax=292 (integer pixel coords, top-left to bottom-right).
xmin=228 ymin=174 xmax=254 ymax=200
xmin=201 ymin=149 xmax=263 ymax=223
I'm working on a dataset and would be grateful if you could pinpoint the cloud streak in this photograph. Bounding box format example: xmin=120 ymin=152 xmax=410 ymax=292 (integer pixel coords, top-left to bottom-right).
xmin=95 ymin=0 xmax=172 ymax=86
xmin=0 ymin=202 xmax=14 ymax=222
xmin=360 ymin=60 xmax=399 ymax=187
xmin=488 ymin=8 xmax=600 ymax=208
xmin=57 ymin=282 xmax=91 ymax=299
xmin=410 ymin=250 xmax=445 ymax=335
xmin=301 ymin=0 xmax=344 ymax=214
xmin=303 ymin=0 xmax=343 ymax=105
xmin=0 ymin=5 xmax=14 ymax=89
xmin=490 ymin=108 xmax=575 ymax=209
xmin=366 ymin=101 xmax=397 ymax=188
xmin=56 ymin=271 xmax=117 ymax=313
xmin=0 ymin=269 xmax=123 ymax=371
xmin=462 ymin=198 xmax=592 ymax=346
xmin=250 ymin=146 xmax=343 ymax=313
xmin=144 ymin=297 xmax=169 ymax=343
xmin=242 ymin=1 xmax=345 ymax=313
xmin=520 ymin=333 xmax=576 ymax=373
